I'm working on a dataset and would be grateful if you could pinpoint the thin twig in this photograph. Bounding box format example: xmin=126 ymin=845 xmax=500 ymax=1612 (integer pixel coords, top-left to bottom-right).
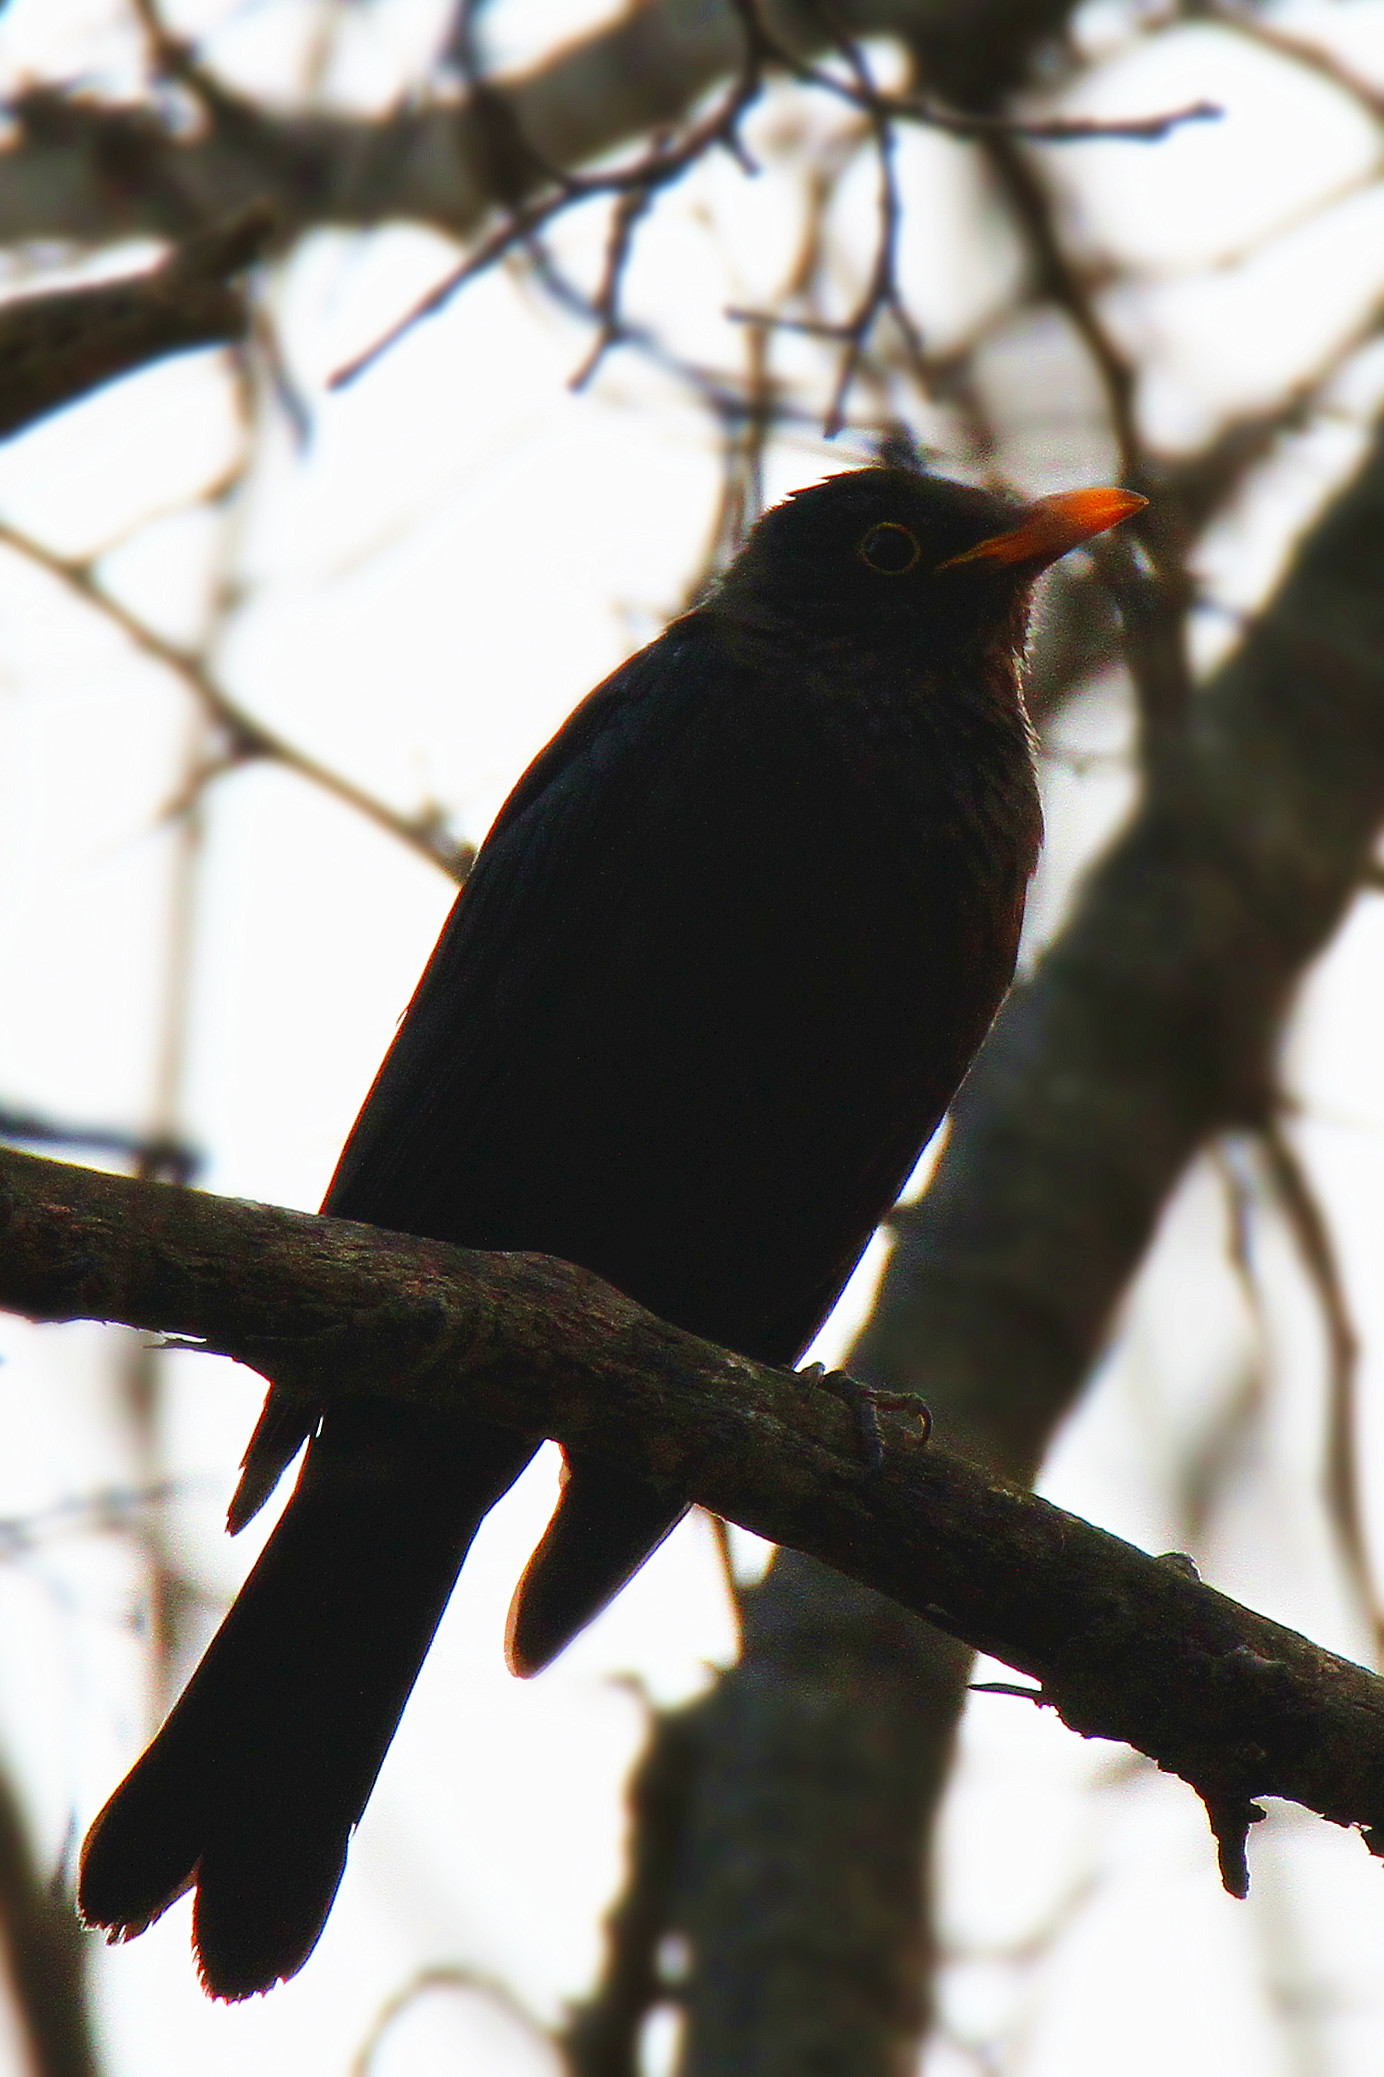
xmin=568 ymin=179 xmax=660 ymax=393
xmin=331 ymin=0 xmax=772 ymax=390
xmin=1257 ymin=1117 xmax=1379 ymax=1659
xmin=1209 ymin=1 xmax=1384 ymax=121
xmin=0 ymin=1105 xmax=198 ymax=1184
xmin=352 ymin=1964 xmax=554 ymax=2077
xmin=329 ymin=0 xmax=1215 ymax=395
xmin=0 ymin=521 xmax=474 ymax=881
xmin=778 ymin=52 xmax=1220 ymax=143
xmin=982 ymin=134 xmax=1195 ymax=734
xmin=802 ymin=22 xmax=927 ymax=439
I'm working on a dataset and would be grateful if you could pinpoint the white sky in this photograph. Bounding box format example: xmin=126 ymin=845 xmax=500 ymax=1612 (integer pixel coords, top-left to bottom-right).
xmin=4 ymin=3 xmax=1384 ymax=2074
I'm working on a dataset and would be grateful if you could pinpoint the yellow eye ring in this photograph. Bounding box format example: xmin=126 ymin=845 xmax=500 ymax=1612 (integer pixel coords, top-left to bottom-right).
xmin=859 ymin=521 xmax=922 ymax=575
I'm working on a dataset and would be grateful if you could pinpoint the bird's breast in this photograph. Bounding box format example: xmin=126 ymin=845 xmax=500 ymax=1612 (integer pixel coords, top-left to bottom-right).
xmin=512 ymin=648 xmax=1038 ymax=1352
xmin=327 ymin=627 xmax=1041 ymax=1366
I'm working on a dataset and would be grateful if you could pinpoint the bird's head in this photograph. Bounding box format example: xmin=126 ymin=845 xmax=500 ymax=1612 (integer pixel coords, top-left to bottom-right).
xmin=713 ymin=465 xmax=1145 ymax=658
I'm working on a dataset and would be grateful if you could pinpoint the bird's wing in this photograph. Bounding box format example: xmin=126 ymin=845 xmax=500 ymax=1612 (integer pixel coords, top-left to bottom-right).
xmin=229 ymin=617 xmax=719 ymax=1527
xmin=321 ymin=613 xmax=713 ymax=1231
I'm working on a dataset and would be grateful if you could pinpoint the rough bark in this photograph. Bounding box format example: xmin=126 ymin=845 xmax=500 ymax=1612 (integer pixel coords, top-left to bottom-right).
xmin=0 ymin=202 xmax=274 ymax=440
xmin=2 ymin=1145 xmax=1384 ymax=1878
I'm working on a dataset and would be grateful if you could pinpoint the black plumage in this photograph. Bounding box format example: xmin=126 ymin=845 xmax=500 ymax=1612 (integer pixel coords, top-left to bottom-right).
xmin=78 ymin=462 xmax=1142 ymax=1997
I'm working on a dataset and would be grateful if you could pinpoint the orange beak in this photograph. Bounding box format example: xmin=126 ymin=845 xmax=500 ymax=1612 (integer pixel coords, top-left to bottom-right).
xmin=936 ymin=486 xmax=1147 ymax=573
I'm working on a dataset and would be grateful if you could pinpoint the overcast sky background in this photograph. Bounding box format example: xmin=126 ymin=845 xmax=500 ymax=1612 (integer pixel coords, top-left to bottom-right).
xmin=5 ymin=2 xmax=1384 ymax=2073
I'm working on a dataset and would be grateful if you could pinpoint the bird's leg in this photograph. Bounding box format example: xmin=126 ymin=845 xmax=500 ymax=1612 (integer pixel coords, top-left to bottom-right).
xmin=796 ymin=1363 xmax=932 ymax=1474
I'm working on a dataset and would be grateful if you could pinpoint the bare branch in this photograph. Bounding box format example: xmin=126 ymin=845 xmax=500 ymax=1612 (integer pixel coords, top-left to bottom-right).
xmin=0 ymin=1103 xmax=198 ymax=1183
xmin=352 ymin=1964 xmax=554 ymax=2077
xmin=0 ymin=0 xmax=1218 ymax=273
xmin=980 ymin=134 xmax=1195 ymax=731
xmin=5 ymin=1144 xmax=1384 ymax=1871
xmin=330 ymin=0 xmax=1216 ymax=395
xmin=1257 ymin=1118 xmax=1379 ymax=1655
xmin=332 ymin=0 xmax=773 ymax=389
xmin=0 ymin=1760 xmax=99 ymax=2077
xmin=562 ymin=1705 xmax=703 ymax=2077
xmin=0 ymin=200 xmax=275 ymax=441
xmin=0 ymin=521 xmax=474 ymax=883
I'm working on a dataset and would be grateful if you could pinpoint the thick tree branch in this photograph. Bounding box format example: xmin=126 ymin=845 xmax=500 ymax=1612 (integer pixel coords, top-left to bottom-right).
xmin=0 ymin=0 xmax=1084 ymax=251
xmin=0 ymin=200 xmax=275 ymax=439
xmin=3 ymin=1143 xmax=1384 ymax=1873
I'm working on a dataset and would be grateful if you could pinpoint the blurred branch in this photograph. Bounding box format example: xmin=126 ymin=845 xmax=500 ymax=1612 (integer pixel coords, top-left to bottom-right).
xmin=562 ymin=1704 xmax=703 ymax=2077
xmin=1256 ymin=1118 xmax=1377 ymax=1653
xmin=0 ymin=200 xmax=275 ymax=440
xmin=352 ymin=1962 xmax=553 ymax=2076
xmin=5 ymin=1146 xmax=1384 ymax=1883
xmin=1020 ymin=561 xmax=1124 ymax=724
xmin=0 ymin=1103 xmax=198 ymax=1183
xmin=0 ymin=520 xmax=474 ymax=882
xmin=671 ymin=1556 xmax=956 ymax=2075
xmin=0 ymin=0 xmax=1208 ymax=389
xmin=0 ymin=1759 xmax=99 ymax=2077
xmin=982 ymin=135 xmax=1195 ymax=736
xmin=0 ymin=200 xmax=274 ymax=440
xmin=0 ymin=1480 xmax=212 ymax=1557
xmin=333 ymin=0 xmax=1216 ymax=393
xmin=330 ymin=0 xmax=774 ymax=388
xmin=1208 ymin=2 xmax=1384 ymax=121
xmin=0 ymin=0 xmax=1205 ymax=411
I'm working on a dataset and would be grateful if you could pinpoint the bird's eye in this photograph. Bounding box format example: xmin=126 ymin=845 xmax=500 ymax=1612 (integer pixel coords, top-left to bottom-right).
xmin=858 ymin=522 xmax=922 ymax=575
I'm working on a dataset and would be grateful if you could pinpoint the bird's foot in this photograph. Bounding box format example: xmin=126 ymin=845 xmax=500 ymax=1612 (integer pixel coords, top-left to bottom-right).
xmin=797 ymin=1363 xmax=932 ymax=1474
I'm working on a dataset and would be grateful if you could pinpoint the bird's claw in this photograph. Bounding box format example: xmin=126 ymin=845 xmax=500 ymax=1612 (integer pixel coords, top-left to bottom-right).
xmin=797 ymin=1363 xmax=932 ymax=1474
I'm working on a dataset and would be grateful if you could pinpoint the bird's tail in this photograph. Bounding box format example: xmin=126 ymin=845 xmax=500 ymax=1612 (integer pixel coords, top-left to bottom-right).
xmin=506 ymin=1458 xmax=686 ymax=1676
xmin=79 ymin=1400 xmax=535 ymax=2000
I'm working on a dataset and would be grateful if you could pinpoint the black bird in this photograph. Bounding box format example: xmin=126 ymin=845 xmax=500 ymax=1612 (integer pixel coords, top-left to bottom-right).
xmin=79 ymin=463 xmax=1143 ymax=1998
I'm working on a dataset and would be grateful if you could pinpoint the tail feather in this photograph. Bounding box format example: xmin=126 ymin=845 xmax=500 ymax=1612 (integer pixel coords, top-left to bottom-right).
xmin=193 ymin=1827 xmax=349 ymax=2000
xmin=226 ymin=1389 xmax=316 ymax=1535
xmin=506 ymin=1459 xmax=685 ymax=1677
xmin=81 ymin=1401 xmax=535 ymax=1999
